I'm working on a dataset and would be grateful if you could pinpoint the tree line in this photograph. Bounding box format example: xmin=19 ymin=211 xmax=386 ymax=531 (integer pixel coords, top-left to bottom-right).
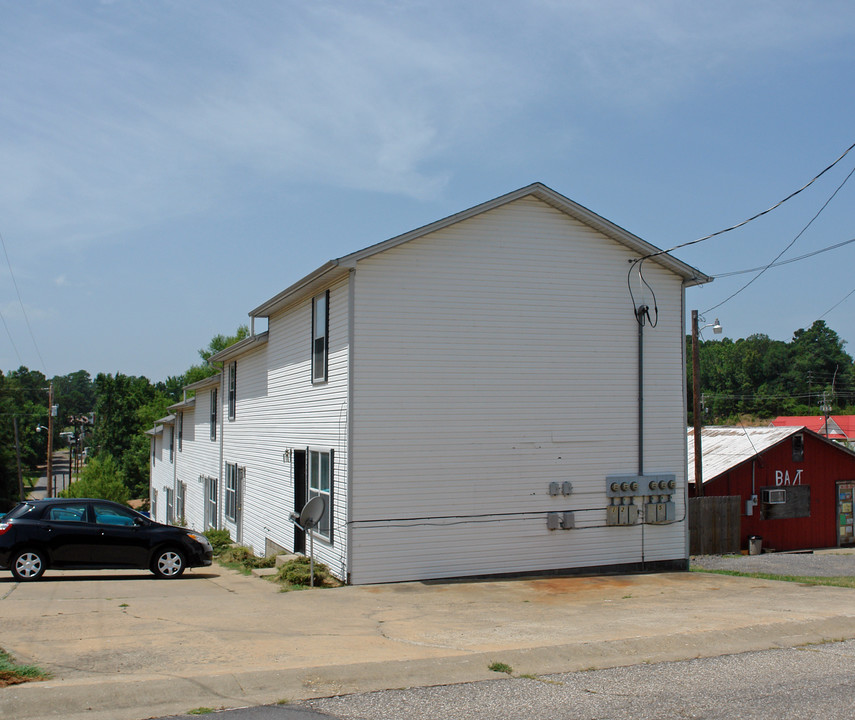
xmin=3 ymin=320 xmax=853 ymax=509
xmin=689 ymin=319 xmax=855 ymax=423
xmin=0 ymin=326 xmax=248 ymax=510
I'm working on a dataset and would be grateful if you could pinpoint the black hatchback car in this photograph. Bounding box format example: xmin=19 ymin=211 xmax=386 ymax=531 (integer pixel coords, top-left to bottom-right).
xmin=0 ymin=498 xmax=213 ymax=581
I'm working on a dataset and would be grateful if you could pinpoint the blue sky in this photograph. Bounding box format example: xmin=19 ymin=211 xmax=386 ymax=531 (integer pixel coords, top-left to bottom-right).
xmin=2 ymin=1 xmax=854 ymax=381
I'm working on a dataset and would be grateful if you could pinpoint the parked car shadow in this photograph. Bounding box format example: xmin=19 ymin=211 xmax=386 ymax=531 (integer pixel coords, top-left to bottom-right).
xmin=0 ymin=571 xmax=220 ymax=583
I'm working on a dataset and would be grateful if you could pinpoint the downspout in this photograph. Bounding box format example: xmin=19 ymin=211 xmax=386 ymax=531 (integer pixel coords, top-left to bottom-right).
xmin=346 ymin=268 xmax=356 ymax=584
xmin=637 ymin=306 xmax=645 ymax=477
xmin=219 ymin=370 xmax=225 ymax=531
xmin=636 ymin=303 xmax=647 ymax=568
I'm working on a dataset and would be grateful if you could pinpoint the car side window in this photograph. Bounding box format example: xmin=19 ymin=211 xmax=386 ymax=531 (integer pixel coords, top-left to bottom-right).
xmin=47 ymin=504 xmax=87 ymax=522
xmin=92 ymin=504 xmax=137 ymax=527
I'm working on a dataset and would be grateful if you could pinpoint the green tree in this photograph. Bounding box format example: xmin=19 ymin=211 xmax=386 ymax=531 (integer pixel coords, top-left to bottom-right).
xmin=60 ymin=454 xmax=130 ymax=505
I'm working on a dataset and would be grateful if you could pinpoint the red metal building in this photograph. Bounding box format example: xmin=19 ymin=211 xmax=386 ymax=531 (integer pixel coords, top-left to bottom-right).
xmin=688 ymin=426 xmax=855 ymax=551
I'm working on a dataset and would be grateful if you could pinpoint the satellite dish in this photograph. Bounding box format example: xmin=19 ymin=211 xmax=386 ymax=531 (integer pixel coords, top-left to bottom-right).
xmin=289 ymin=496 xmax=327 ymax=588
xmin=299 ymin=495 xmax=326 ymax=530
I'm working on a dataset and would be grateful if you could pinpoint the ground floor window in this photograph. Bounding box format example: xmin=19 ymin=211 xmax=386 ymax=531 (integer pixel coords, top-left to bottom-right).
xmin=225 ymin=463 xmax=238 ymax=522
xmin=203 ymin=475 xmax=218 ymax=529
xmin=165 ymin=487 xmax=174 ymax=524
xmin=308 ymin=449 xmax=333 ymax=540
xmin=176 ymin=482 xmax=186 ymax=524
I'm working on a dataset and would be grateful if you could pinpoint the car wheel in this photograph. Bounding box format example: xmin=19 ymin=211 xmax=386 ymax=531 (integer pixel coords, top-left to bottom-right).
xmin=151 ymin=548 xmax=185 ymax=578
xmin=11 ymin=549 xmax=46 ymax=581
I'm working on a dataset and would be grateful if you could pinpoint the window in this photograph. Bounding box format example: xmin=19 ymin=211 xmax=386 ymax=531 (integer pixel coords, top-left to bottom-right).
xmin=210 ymin=388 xmax=218 ymax=441
xmin=225 ymin=462 xmax=238 ymax=522
xmin=168 ymin=426 xmax=174 ymax=463
xmin=165 ymin=487 xmax=174 ymax=524
xmin=228 ymin=362 xmax=237 ymax=420
xmin=93 ymin=502 xmax=138 ymax=526
xmin=312 ymin=291 xmax=329 ymax=383
xmin=204 ymin=475 xmax=218 ymax=529
xmin=176 ymin=482 xmax=186 ymax=523
xmin=177 ymin=412 xmax=183 ymax=451
xmin=308 ymin=449 xmax=333 ymax=540
xmin=761 ymin=485 xmax=810 ymax=520
xmin=792 ymin=434 xmax=804 ymax=462
xmin=47 ymin=503 xmax=87 ymax=522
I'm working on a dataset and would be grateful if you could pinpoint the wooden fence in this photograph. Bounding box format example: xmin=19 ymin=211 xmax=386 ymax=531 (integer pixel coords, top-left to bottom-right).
xmin=689 ymin=496 xmax=741 ymax=555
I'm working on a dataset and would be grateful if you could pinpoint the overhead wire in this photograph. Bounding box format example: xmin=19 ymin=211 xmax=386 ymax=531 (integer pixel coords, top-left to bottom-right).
xmin=703 ymin=161 xmax=855 ymax=314
xmin=643 ymin=139 xmax=855 ymax=260
xmin=712 ymin=237 xmax=855 ymax=277
xmin=626 ymin=140 xmax=855 ymax=323
xmin=0 ymin=228 xmax=47 ymax=374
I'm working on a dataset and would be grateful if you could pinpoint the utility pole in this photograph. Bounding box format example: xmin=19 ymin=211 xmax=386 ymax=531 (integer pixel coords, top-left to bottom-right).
xmin=692 ymin=311 xmax=704 ymax=497
xmin=13 ymin=417 xmax=24 ymax=501
xmin=46 ymin=382 xmax=54 ymax=498
xmin=821 ymin=392 xmax=832 ymax=438
xmin=691 ymin=313 xmax=722 ymax=497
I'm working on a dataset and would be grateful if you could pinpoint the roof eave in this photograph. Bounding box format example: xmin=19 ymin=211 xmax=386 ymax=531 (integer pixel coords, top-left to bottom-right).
xmin=248 ymin=182 xmax=712 ymax=319
xmin=208 ymin=331 xmax=270 ymax=364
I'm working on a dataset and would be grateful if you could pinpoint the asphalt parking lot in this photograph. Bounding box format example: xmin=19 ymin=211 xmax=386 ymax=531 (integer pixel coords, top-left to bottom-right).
xmin=2 ymin=555 xmax=855 ymax=720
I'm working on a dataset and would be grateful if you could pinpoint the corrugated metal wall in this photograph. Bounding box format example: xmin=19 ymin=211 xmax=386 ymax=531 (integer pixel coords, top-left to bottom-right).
xmin=706 ymin=432 xmax=852 ymax=550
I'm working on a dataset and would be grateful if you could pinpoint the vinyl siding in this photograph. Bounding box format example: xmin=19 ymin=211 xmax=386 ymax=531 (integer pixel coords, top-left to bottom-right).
xmin=349 ymin=196 xmax=687 ymax=583
xmin=173 ymin=392 xmax=221 ymax=533
xmin=218 ymin=277 xmax=350 ymax=577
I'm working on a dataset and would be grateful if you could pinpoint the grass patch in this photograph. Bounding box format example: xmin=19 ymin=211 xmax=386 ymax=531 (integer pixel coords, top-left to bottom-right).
xmin=187 ymin=708 xmax=215 ymax=715
xmin=0 ymin=648 xmax=50 ymax=687
xmin=216 ymin=545 xmax=276 ymax=575
xmin=488 ymin=662 xmax=513 ymax=674
xmin=691 ymin=567 xmax=855 ymax=589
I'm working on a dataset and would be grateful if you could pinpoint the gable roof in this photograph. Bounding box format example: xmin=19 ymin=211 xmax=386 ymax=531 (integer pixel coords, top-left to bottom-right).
xmin=250 ymin=182 xmax=712 ymax=319
xmin=688 ymin=426 xmax=802 ymax=485
xmin=688 ymin=425 xmax=855 ymax=486
xmin=771 ymin=415 xmax=855 ymax=440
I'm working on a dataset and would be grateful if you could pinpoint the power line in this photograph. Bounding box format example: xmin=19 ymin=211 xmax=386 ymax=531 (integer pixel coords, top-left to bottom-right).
xmin=818 ymin=286 xmax=855 ymax=321
xmin=0 ymin=305 xmax=23 ymax=366
xmin=0 ymin=228 xmax=47 ymax=374
xmin=703 ymin=161 xmax=855 ymax=314
xmin=712 ymin=236 xmax=855 ymax=277
xmin=641 ymin=139 xmax=855 ymax=261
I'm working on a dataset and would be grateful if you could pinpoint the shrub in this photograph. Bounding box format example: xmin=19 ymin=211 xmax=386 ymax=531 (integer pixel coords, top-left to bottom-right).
xmin=59 ymin=455 xmax=130 ymax=505
xmin=203 ymin=528 xmax=233 ymax=556
xmin=274 ymin=555 xmax=331 ymax=587
xmin=219 ymin=545 xmax=275 ymax=569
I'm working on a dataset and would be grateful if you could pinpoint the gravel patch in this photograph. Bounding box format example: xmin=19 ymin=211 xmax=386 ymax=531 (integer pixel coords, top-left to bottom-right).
xmin=691 ymin=550 xmax=855 ymax=577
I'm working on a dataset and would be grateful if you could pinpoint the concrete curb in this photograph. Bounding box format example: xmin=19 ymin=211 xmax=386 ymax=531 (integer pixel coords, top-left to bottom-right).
xmin=5 ymin=614 xmax=855 ymax=720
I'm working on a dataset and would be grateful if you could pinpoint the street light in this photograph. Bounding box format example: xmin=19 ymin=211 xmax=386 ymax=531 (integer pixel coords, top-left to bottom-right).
xmin=691 ymin=311 xmax=722 ymax=497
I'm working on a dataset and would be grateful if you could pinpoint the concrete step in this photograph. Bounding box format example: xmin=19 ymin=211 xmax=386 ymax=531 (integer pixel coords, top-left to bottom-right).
xmin=274 ymin=553 xmax=301 ymax=567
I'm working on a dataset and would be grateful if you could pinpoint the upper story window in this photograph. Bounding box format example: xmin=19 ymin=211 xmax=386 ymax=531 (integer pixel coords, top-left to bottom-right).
xmin=210 ymin=388 xmax=218 ymax=441
xmin=228 ymin=361 xmax=237 ymax=421
xmin=177 ymin=412 xmax=183 ymax=451
xmin=792 ymin=433 xmax=804 ymax=462
xmin=312 ymin=291 xmax=329 ymax=383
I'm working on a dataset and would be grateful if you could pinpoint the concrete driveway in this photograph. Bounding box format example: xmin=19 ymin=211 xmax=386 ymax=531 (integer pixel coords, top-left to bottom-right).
xmin=2 ymin=562 xmax=855 ymax=720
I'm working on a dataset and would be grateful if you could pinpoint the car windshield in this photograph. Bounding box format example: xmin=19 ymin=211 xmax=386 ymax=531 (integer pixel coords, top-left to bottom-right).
xmin=4 ymin=503 xmax=37 ymax=520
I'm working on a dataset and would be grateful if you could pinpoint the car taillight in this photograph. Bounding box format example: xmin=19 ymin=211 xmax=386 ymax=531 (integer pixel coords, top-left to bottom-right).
xmin=0 ymin=522 xmax=11 ymax=535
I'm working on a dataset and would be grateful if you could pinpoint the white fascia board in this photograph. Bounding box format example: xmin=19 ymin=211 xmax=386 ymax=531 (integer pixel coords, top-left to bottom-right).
xmin=208 ymin=331 xmax=269 ymax=364
xmin=248 ymin=183 xmax=712 ymax=319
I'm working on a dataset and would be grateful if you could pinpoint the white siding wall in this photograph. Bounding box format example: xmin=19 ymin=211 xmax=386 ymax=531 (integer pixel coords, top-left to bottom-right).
xmin=172 ymin=392 xmax=221 ymax=533
xmin=149 ymin=427 xmax=174 ymax=524
xmin=349 ymin=197 xmax=688 ymax=583
xmin=219 ymin=278 xmax=350 ymax=578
